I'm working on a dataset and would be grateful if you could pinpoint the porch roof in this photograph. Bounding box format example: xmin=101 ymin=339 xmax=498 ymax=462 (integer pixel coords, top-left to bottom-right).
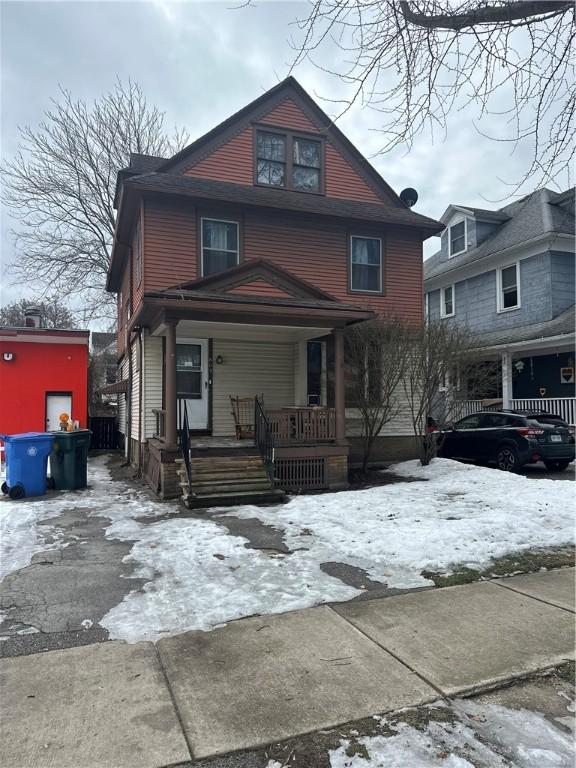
xmin=475 ymin=303 xmax=575 ymax=351
xmin=131 ymin=288 xmax=375 ymax=333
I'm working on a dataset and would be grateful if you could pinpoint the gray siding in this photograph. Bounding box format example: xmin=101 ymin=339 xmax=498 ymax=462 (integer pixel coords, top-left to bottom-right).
xmin=550 ymin=250 xmax=575 ymax=316
xmin=426 ymin=251 xmax=562 ymax=332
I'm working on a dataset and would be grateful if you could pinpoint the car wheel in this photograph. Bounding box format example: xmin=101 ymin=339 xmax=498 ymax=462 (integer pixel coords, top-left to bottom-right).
xmin=543 ymin=459 xmax=571 ymax=472
xmin=496 ymin=445 xmax=520 ymax=472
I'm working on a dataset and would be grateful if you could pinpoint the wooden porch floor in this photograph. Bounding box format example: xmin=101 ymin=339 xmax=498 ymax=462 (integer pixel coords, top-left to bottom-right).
xmin=188 ymin=436 xmax=255 ymax=449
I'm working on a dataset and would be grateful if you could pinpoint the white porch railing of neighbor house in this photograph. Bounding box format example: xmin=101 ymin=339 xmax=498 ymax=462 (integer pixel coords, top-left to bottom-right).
xmin=453 ymin=398 xmax=576 ymax=425
xmin=510 ymin=398 xmax=576 ymax=425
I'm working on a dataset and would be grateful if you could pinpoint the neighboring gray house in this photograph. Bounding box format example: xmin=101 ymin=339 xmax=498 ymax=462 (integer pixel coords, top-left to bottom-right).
xmin=424 ymin=187 xmax=575 ymax=424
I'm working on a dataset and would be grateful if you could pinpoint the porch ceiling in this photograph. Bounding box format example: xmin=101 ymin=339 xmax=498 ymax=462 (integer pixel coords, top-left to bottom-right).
xmin=153 ymin=319 xmax=329 ymax=343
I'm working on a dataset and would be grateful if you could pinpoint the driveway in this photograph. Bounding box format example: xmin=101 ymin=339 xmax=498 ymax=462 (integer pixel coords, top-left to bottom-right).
xmin=0 ymin=454 xmax=574 ymax=652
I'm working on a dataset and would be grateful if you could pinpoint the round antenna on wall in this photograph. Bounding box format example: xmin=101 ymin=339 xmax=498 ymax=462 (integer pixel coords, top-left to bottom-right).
xmin=400 ymin=188 xmax=418 ymax=208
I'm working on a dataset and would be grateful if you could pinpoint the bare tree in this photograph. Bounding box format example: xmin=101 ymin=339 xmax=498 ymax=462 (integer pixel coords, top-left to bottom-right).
xmin=345 ymin=317 xmax=412 ymax=474
xmin=403 ymin=321 xmax=495 ymax=465
xmin=0 ymin=297 xmax=76 ymax=329
xmin=292 ymin=1 xmax=574 ymax=189
xmin=2 ymin=80 xmax=189 ymax=322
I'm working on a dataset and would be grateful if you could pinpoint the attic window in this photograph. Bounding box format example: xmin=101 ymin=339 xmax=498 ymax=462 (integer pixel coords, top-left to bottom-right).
xmin=449 ymin=220 xmax=467 ymax=257
xmin=255 ymin=128 xmax=322 ymax=194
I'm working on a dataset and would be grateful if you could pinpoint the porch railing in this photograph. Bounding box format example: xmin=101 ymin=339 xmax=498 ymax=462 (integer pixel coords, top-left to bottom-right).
xmin=255 ymin=397 xmax=275 ymax=482
xmin=510 ymin=397 xmax=576 ymax=425
xmin=266 ymin=407 xmax=336 ymax=444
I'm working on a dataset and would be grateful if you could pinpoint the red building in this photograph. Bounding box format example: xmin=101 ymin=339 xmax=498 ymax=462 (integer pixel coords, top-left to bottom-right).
xmin=0 ymin=320 xmax=89 ymax=436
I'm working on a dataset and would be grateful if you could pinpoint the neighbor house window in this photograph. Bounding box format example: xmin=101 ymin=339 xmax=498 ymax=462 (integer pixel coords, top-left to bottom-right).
xmin=201 ymin=218 xmax=239 ymax=276
xmin=441 ymin=284 xmax=455 ymax=318
xmin=449 ymin=220 xmax=467 ymax=257
xmin=497 ymin=263 xmax=520 ymax=312
xmin=256 ymin=129 xmax=322 ymax=194
xmin=350 ymin=236 xmax=382 ymax=293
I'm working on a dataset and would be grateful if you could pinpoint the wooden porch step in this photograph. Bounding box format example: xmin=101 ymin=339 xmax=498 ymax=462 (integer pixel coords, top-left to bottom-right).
xmin=183 ymin=488 xmax=286 ymax=509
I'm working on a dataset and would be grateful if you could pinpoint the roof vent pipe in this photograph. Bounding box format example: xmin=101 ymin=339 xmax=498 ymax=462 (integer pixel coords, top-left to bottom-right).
xmin=24 ymin=305 xmax=43 ymax=328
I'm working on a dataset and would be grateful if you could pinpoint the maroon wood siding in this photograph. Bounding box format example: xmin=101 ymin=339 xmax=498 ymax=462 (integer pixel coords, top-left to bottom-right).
xmin=181 ymin=97 xmax=387 ymax=206
xmin=143 ymin=200 xmax=197 ymax=292
xmin=184 ymin=127 xmax=253 ymax=185
xmin=141 ymin=202 xmax=423 ymax=322
xmin=226 ymin=279 xmax=294 ymax=298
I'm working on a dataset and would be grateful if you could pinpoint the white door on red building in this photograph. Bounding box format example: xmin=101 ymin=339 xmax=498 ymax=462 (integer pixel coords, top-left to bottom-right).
xmin=46 ymin=392 xmax=72 ymax=431
xmin=176 ymin=339 xmax=209 ymax=430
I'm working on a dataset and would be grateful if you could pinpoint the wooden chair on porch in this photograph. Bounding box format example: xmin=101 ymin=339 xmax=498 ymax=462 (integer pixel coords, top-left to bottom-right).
xmin=229 ymin=395 xmax=263 ymax=440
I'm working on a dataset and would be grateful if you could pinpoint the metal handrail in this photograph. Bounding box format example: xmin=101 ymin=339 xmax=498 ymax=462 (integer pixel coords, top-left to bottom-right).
xmin=178 ymin=404 xmax=193 ymax=490
xmin=254 ymin=397 xmax=275 ymax=482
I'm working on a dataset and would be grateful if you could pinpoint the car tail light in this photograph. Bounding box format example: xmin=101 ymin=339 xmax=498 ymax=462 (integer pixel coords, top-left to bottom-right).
xmin=532 ymin=453 xmax=541 ymax=462
xmin=516 ymin=428 xmax=544 ymax=437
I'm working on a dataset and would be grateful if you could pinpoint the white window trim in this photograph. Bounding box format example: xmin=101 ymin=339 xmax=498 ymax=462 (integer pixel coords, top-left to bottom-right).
xmin=448 ymin=218 xmax=467 ymax=258
xmin=424 ymin=292 xmax=429 ymax=322
xmin=350 ymin=235 xmax=383 ymax=293
xmin=496 ymin=261 xmax=521 ymax=313
xmin=440 ymin=284 xmax=455 ymax=318
xmin=200 ymin=217 xmax=240 ymax=277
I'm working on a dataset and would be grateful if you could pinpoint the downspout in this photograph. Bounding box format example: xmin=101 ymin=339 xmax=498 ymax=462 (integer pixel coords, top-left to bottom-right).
xmin=138 ymin=327 xmax=144 ymax=474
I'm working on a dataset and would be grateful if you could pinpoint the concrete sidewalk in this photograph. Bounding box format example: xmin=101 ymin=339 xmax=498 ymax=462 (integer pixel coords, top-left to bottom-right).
xmin=1 ymin=568 xmax=574 ymax=767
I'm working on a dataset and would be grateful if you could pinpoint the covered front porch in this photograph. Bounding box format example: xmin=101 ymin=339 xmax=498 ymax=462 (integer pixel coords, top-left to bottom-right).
xmin=132 ymin=283 xmax=373 ymax=499
xmin=456 ymin=333 xmax=576 ymax=425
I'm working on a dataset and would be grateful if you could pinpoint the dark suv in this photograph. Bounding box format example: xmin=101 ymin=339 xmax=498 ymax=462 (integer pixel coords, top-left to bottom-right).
xmin=439 ymin=411 xmax=575 ymax=472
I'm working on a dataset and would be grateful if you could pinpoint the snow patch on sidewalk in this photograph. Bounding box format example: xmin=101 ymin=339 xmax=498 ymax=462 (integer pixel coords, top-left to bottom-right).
xmin=323 ymin=702 xmax=575 ymax=767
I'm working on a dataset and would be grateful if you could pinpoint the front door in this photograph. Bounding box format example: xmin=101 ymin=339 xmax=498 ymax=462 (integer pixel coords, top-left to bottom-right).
xmin=176 ymin=339 xmax=209 ymax=430
xmin=46 ymin=392 xmax=72 ymax=431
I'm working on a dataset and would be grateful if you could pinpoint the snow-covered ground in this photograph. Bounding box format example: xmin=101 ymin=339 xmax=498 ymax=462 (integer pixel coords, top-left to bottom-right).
xmin=279 ymin=700 xmax=575 ymax=768
xmin=1 ymin=456 xmax=574 ymax=642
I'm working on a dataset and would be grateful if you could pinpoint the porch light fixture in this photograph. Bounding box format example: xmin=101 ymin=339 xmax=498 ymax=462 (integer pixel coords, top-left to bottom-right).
xmin=514 ymin=360 xmax=525 ymax=373
xmin=215 ymin=355 xmax=224 ymax=365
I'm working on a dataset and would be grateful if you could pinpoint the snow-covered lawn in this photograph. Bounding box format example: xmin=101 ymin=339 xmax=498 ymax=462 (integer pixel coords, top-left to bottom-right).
xmin=1 ymin=456 xmax=573 ymax=643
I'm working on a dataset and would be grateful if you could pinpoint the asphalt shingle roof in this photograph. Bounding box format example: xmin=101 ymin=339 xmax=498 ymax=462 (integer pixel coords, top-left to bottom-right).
xmin=425 ymin=188 xmax=575 ymax=281
xmin=475 ymin=304 xmax=575 ymax=348
xmin=125 ymin=173 xmax=442 ymax=232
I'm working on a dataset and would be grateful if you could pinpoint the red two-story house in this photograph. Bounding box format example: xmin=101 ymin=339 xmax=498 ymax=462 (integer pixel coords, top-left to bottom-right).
xmin=107 ymin=77 xmax=441 ymax=503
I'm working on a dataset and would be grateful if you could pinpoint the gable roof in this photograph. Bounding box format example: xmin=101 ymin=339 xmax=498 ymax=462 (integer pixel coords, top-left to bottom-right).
xmin=170 ymin=258 xmax=337 ymax=301
xmin=154 ymin=76 xmax=401 ymax=206
xmin=425 ymin=188 xmax=575 ymax=283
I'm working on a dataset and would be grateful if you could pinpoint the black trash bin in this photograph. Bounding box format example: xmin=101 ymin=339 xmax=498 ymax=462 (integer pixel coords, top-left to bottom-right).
xmin=49 ymin=430 xmax=92 ymax=490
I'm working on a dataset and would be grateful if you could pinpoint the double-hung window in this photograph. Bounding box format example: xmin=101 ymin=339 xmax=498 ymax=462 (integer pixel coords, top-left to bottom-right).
xmin=449 ymin=220 xmax=466 ymax=257
xmin=201 ymin=218 xmax=239 ymax=277
xmin=441 ymin=284 xmax=455 ymax=318
xmin=497 ymin=263 xmax=520 ymax=311
xmin=256 ymin=129 xmax=322 ymax=193
xmin=350 ymin=236 xmax=382 ymax=293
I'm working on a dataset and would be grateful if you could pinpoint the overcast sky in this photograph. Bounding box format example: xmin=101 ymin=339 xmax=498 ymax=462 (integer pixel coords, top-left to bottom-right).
xmin=0 ymin=0 xmax=569 ymax=314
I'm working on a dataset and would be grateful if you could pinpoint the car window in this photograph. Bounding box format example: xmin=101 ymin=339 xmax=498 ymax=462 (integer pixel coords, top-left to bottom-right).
xmin=454 ymin=415 xmax=482 ymax=430
xmin=505 ymin=415 xmax=528 ymax=427
xmin=481 ymin=413 xmax=509 ymax=428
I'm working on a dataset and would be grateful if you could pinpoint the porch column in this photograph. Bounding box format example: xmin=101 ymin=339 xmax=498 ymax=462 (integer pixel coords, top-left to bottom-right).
xmin=333 ymin=328 xmax=346 ymax=442
xmin=165 ymin=320 xmax=178 ymax=447
xmin=501 ymin=349 xmax=513 ymax=409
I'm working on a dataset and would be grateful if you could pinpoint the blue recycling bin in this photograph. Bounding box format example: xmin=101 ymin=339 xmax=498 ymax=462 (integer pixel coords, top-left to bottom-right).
xmin=0 ymin=432 xmax=55 ymax=500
